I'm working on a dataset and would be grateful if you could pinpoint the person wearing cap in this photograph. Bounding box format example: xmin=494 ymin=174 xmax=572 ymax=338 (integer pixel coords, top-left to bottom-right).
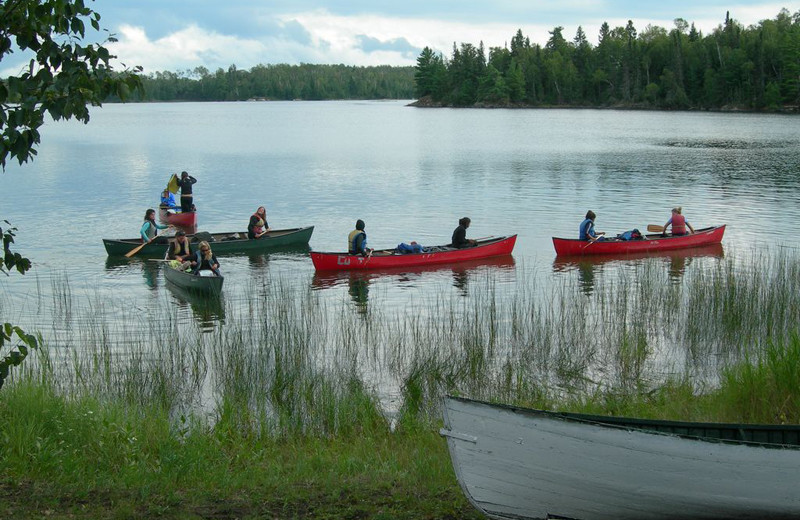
xmin=168 ymin=230 xmax=193 ymax=265
xmin=348 ymin=219 xmax=372 ymax=256
xmin=175 ymin=171 xmax=197 ymax=212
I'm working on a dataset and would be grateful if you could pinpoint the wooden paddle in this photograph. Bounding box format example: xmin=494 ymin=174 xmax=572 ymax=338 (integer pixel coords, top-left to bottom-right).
xmin=124 ymin=226 xmax=175 ymax=258
xmin=647 ymin=224 xmax=665 ymax=233
xmin=125 ymin=238 xmax=154 ymax=258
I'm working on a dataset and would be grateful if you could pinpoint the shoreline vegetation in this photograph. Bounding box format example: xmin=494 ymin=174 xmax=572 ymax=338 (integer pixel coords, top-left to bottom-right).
xmin=2 ymin=249 xmax=800 ymax=518
xmin=128 ymin=9 xmax=800 ymax=114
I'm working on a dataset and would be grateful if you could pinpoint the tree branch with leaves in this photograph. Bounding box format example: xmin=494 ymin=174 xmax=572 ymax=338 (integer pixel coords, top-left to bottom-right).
xmin=0 ymin=0 xmax=142 ymax=389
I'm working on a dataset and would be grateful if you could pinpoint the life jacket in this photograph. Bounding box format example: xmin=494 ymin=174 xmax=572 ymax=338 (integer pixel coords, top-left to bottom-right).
xmin=579 ymin=218 xmax=594 ymax=240
xmin=172 ymin=239 xmax=191 ymax=257
xmin=143 ymin=220 xmax=157 ymax=240
xmin=348 ymin=229 xmax=366 ymax=254
xmin=671 ymin=214 xmax=686 ymax=235
xmin=251 ymin=214 xmax=265 ymax=235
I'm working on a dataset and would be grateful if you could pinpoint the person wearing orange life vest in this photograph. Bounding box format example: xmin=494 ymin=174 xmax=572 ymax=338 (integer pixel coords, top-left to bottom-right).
xmin=663 ymin=207 xmax=695 ymax=236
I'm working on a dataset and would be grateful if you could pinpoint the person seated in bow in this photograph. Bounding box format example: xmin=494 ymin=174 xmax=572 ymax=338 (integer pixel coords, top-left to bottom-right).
xmin=662 ymin=207 xmax=695 ymax=236
xmin=160 ymin=189 xmax=177 ymax=209
xmin=190 ymin=241 xmax=221 ymax=276
xmin=348 ymin=219 xmax=372 ymax=256
xmin=247 ymin=206 xmax=270 ymax=239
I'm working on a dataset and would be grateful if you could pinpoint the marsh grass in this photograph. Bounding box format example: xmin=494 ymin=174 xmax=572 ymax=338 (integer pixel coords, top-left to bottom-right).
xmin=3 ymin=248 xmax=800 ymax=517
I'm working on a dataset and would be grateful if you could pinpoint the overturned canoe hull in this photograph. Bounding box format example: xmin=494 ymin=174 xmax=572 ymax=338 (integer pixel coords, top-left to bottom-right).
xmin=441 ymin=396 xmax=800 ymax=520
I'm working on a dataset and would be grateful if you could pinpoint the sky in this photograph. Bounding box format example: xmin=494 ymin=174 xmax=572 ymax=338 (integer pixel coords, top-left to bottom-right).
xmin=2 ymin=1 xmax=795 ymax=76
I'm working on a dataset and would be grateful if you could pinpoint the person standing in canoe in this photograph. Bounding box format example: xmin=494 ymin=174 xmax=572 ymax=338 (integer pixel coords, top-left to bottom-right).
xmin=348 ymin=219 xmax=372 ymax=256
xmin=174 ymin=171 xmax=197 ymax=213
xmin=140 ymin=209 xmax=170 ymax=243
xmin=451 ymin=217 xmax=477 ymax=248
xmin=190 ymin=241 xmax=221 ymax=276
xmin=579 ymin=210 xmax=605 ymax=241
xmin=662 ymin=207 xmax=695 ymax=236
xmin=247 ymin=206 xmax=270 ymax=239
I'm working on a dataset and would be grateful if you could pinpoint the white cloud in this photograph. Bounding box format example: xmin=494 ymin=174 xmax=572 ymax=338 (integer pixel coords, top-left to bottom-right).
xmin=103 ymin=4 xmax=794 ymax=73
xmin=108 ymin=24 xmax=269 ymax=73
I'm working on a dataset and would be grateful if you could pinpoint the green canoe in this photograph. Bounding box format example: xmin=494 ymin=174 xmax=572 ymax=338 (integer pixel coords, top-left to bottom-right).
xmin=163 ymin=263 xmax=224 ymax=295
xmin=103 ymin=226 xmax=314 ymax=257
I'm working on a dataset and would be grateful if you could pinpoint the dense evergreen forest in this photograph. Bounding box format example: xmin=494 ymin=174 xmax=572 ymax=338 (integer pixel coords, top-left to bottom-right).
xmin=140 ymin=64 xmax=414 ymax=101
xmin=414 ymin=9 xmax=800 ymax=110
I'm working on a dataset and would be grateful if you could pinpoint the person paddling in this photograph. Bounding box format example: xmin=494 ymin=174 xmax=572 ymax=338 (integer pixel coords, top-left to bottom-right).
xmin=662 ymin=207 xmax=695 ymax=236
xmin=140 ymin=209 xmax=169 ymax=243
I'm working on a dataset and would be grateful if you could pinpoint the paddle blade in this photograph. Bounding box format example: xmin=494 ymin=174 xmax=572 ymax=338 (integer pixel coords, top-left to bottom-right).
xmin=167 ymin=174 xmax=179 ymax=194
xmin=125 ymin=242 xmax=146 ymax=258
xmin=647 ymin=224 xmax=665 ymax=233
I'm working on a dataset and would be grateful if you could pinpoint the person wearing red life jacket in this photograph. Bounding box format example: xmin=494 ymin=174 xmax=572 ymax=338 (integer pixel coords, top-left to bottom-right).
xmin=663 ymin=207 xmax=695 ymax=236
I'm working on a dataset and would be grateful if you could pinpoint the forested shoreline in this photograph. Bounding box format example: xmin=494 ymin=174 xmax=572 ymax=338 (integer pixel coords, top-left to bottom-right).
xmin=414 ymin=9 xmax=800 ymax=110
xmin=139 ymin=63 xmax=415 ymax=101
xmin=130 ymin=9 xmax=799 ymax=111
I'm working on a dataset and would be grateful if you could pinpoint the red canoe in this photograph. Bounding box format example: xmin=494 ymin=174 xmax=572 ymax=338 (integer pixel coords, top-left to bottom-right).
xmin=552 ymin=225 xmax=725 ymax=256
xmin=159 ymin=207 xmax=197 ymax=229
xmin=311 ymin=235 xmax=517 ymax=271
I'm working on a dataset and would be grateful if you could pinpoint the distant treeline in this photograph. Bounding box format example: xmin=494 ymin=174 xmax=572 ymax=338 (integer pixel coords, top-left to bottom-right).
xmin=139 ymin=63 xmax=415 ymax=101
xmin=414 ymin=9 xmax=800 ymax=110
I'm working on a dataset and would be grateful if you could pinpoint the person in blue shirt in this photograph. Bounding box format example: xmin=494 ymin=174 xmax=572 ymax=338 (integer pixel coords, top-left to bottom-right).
xmin=348 ymin=219 xmax=372 ymax=256
xmin=160 ymin=189 xmax=177 ymax=208
xmin=140 ymin=208 xmax=169 ymax=243
xmin=579 ymin=210 xmax=605 ymax=241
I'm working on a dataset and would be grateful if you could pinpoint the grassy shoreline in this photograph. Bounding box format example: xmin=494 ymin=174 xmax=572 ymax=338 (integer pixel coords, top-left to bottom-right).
xmin=3 ymin=249 xmax=800 ymax=518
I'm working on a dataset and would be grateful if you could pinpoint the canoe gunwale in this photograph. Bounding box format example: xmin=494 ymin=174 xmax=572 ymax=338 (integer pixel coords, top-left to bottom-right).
xmin=445 ymin=395 xmax=800 ymax=449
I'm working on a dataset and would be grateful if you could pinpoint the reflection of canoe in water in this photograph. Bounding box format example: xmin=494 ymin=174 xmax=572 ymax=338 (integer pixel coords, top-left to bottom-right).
xmin=441 ymin=396 xmax=800 ymax=520
xmin=552 ymin=225 xmax=725 ymax=256
xmin=163 ymin=264 xmax=223 ymax=295
xmin=310 ymin=235 xmax=517 ymax=271
xmin=159 ymin=207 xmax=197 ymax=228
xmin=552 ymin=242 xmax=724 ymax=271
xmin=103 ymin=226 xmax=314 ymax=257
xmin=311 ymin=255 xmax=516 ymax=289
xmin=165 ymin=278 xmax=225 ymax=324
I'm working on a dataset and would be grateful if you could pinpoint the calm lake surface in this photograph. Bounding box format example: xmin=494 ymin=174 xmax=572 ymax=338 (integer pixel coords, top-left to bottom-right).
xmin=2 ymin=101 xmax=800 ymax=403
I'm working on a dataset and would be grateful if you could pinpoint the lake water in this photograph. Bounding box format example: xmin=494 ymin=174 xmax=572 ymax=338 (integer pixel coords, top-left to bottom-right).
xmin=2 ymin=101 xmax=800 ymax=389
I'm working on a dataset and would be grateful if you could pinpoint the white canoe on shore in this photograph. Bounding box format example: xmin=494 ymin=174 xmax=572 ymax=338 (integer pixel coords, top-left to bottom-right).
xmin=440 ymin=396 xmax=800 ymax=520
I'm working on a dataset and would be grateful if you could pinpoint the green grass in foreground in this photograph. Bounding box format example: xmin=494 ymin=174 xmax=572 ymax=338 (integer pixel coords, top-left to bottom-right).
xmin=0 ymin=383 xmax=480 ymax=520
